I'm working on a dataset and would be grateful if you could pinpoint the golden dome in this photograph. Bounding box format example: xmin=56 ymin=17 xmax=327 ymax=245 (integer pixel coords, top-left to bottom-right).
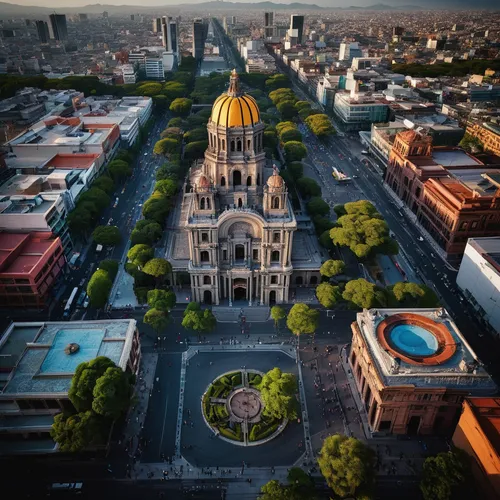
xmin=210 ymin=70 xmax=261 ymax=128
xmin=267 ymin=167 xmax=284 ymax=190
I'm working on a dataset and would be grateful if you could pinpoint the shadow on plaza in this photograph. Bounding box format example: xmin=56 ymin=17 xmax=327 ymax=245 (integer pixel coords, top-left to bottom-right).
xmin=180 ymin=350 xmax=305 ymax=467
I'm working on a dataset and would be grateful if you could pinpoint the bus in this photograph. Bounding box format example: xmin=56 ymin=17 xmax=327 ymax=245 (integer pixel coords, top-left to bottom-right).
xmin=63 ymin=287 xmax=79 ymax=319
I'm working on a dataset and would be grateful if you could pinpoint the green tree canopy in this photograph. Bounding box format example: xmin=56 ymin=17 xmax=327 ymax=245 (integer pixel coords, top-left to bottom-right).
xmin=163 ymin=81 xmax=188 ymax=99
xmin=294 ymin=100 xmax=311 ymax=111
xmin=342 ymin=278 xmax=386 ymax=309
xmin=152 ymin=94 xmax=169 ymax=111
xmin=184 ymin=140 xmax=209 ymax=160
xmin=169 ymin=97 xmax=192 ymax=115
xmin=160 ymin=126 xmax=183 ymax=139
xmin=92 ymin=225 xmax=121 ymax=246
xmin=153 ymin=137 xmax=180 ymax=156
xmin=260 ymin=367 xmax=298 ymax=420
xmin=318 ymin=434 xmax=375 ymax=498
xmin=276 ymin=121 xmax=297 ymax=135
xmin=182 ymin=309 xmax=217 ymax=333
xmin=79 ymin=187 xmax=110 ymax=212
xmin=142 ymin=194 xmax=170 ymax=224
xmin=130 ymin=220 xmax=163 ymax=246
xmin=154 ymin=178 xmax=177 ymax=197
xmin=271 ymin=305 xmax=286 ymax=326
xmin=269 ymin=88 xmax=297 ymax=106
xmin=280 ymin=128 xmax=302 ymax=143
xmin=184 ymin=301 xmax=201 ymax=313
xmin=107 ymin=159 xmax=131 ymax=180
xmin=305 ymin=114 xmax=335 ymax=137
xmin=265 ymin=74 xmax=291 ymax=91
xmin=143 ymin=257 xmax=172 ymax=278
xmin=283 ymin=140 xmax=307 ymax=162
xmin=420 ymin=450 xmax=469 ymax=500
xmin=127 ymin=244 xmax=154 ymax=267
xmin=287 ymin=303 xmax=319 ymax=336
xmin=137 ymin=82 xmax=163 ymax=96
xmin=68 ymin=356 xmax=116 ymax=412
xmin=147 ymin=288 xmax=176 ymax=312
xmin=319 ymin=229 xmax=335 ymax=250
xmin=98 ymin=259 xmax=119 ymax=280
xmin=86 ymin=269 xmax=112 ymax=308
xmin=143 ymin=307 xmax=169 ymax=332
xmin=306 ymin=197 xmax=329 ymax=217
xmin=287 ymin=161 xmax=303 ymax=180
xmin=320 ymin=259 xmax=346 ymax=278
xmin=51 ymin=411 xmax=106 ymax=453
xmin=67 ymin=206 xmax=94 ymax=235
xmin=92 ymin=366 xmax=133 ymax=419
xmin=277 ymin=100 xmax=298 ymax=120
xmin=168 ymin=117 xmax=185 ymax=128
xmin=156 ymin=162 xmax=181 ymax=182
xmin=184 ymin=127 xmax=208 ymax=143
xmin=297 ymin=177 xmax=321 ymax=197
xmin=316 ymin=283 xmax=343 ymax=309
xmin=313 ymin=216 xmax=335 ymax=235
xmin=92 ymin=175 xmax=115 ymax=195
xmin=387 ymin=281 xmax=439 ymax=308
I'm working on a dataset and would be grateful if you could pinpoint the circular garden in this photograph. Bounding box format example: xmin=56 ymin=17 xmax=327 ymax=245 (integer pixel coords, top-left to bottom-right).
xmin=202 ymin=368 xmax=296 ymax=446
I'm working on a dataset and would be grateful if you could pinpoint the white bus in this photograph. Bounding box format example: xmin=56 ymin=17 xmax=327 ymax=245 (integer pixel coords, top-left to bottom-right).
xmin=63 ymin=287 xmax=79 ymax=319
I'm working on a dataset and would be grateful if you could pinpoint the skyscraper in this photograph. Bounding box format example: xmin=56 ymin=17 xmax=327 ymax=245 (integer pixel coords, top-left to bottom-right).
xmin=161 ymin=17 xmax=172 ymax=51
xmin=35 ymin=20 xmax=50 ymax=44
xmin=290 ymin=14 xmax=304 ymax=44
xmin=153 ymin=17 xmax=162 ymax=33
xmin=49 ymin=14 xmax=67 ymax=41
xmin=264 ymin=12 xmax=274 ymax=27
xmin=169 ymin=21 xmax=178 ymax=54
xmin=193 ymin=18 xmax=206 ymax=61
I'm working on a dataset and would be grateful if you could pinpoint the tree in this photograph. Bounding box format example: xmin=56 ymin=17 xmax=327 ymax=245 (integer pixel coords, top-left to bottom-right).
xmin=160 ymin=126 xmax=182 ymax=139
xmin=130 ymin=220 xmax=162 ymax=246
xmin=136 ymin=82 xmax=163 ymax=96
xmin=163 ymin=81 xmax=188 ymax=99
xmin=271 ymin=305 xmax=286 ymax=329
xmin=320 ymin=260 xmax=345 ymax=278
xmin=142 ymin=195 xmax=170 ymax=224
xmin=156 ymin=163 xmax=181 ymax=181
xmin=153 ymin=137 xmax=180 ymax=156
xmin=269 ymin=88 xmax=297 ymax=106
xmin=287 ymin=161 xmax=303 ymax=180
xmin=79 ymin=187 xmax=110 ymax=212
xmin=318 ymin=434 xmax=375 ymax=499
xmin=98 ymin=259 xmax=119 ymax=280
xmin=420 ymin=450 xmax=469 ymax=500
xmin=184 ymin=127 xmax=207 ymax=143
xmin=277 ymin=100 xmax=298 ymax=120
xmin=169 ymin=97 xmax=192 ymax=116
xmin=108 ymin=159 xmax=132 ymax=180
xmin=168 ymin=117 xmax=185 ymax=128
xmin=265 ymin=74 xmax=291 ymax=91
xmin=93 ymin=175 xmax=115 ymax=194
xmin=152 ymin=94 xmax=169 ymax=111
xmin=459 ymin=133 xmax=483 ymax=154
xmin=280 ymin=128 xmax=302 ymax=143
xmin=92 ymin=366 xmax=133 ymax=419
xmin=86 ymin=269 xmax=112 ymax=308
xmin=319 ymin=229 xmax=334 ymax=250
xmin=276 ymin=121 xmax=297 ymax=135
xmin=143 ymin=257 xmax=172 ymax=280
xmin=154 ymin=179 xmax=177 ymax=197
xmin=182 ymin=309 xmax=216 ymax=333
xmin=147 ymin=289 xmax=176 ymax=312
xmin=68 ymin=357 xmax=116 ymax=412
xmin=144 ymin=308 xmax=169 ymax=332
xmin=342 ymin=278 xmax=386 ymax=309
xmin=51 ymin=411 xmax=106 ymax=453
xmin=316 ymin=283 xmax=342 ymax=308
xmin=260 ymin=367 xmax=297 ymax=420
xmin=287 ymin=303 xmax=319 ymax=348
xmin=306 ymin=197 xmax=329 ymax=217
xmin=184 ymin=140 xmax=209 ymax=160
xmin=297 ymin=177 xmax=321 ymax=197
xmin=127 ymin=244 xmax=154 ymax=267
xmin=67 ymin=207 xmax=93 ymax=236
xmin=305 ymin=114 xmax=335 ymax=137
xmin=284 ymin=141 xmax=307 ymax=162
xmin=294 ymin=101 xmax=311 ymax=111
xmin=92 ymin=225 xmax=121 ymax=246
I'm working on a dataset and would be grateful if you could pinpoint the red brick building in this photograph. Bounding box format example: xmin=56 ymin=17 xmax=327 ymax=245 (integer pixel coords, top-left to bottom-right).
xmin=385 ymin=130 xmax=500 ymax=261
xmin=0 ymin=232 xmax=65 ymax=308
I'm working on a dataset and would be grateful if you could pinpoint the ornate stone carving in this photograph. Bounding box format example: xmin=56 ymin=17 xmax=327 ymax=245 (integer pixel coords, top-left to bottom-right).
xmin=229 ymin=221 xmax=252 ymax=237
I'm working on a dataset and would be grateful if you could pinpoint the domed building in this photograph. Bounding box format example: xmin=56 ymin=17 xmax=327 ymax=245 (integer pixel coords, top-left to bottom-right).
xmin=165 ymin=70 xmax=321 ymax=305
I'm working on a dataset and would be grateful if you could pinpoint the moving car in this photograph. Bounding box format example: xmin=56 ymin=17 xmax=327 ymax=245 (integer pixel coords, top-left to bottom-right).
xmin=113 ymin=197 xmax=119 ymax=208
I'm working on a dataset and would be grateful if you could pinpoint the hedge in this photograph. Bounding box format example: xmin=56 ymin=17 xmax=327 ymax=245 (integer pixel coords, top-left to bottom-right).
xmin=214 ymin=404 xmax=228 ymax=419
xmin=219 ymin=424 xmax=242 ymax=441
xmin=249 ymin=374 xmax=262 ymax=387
xmin=249 ymin=421 xmax=280 ymax=442
xmin=231 ymin=373 xmax=242 ymax=386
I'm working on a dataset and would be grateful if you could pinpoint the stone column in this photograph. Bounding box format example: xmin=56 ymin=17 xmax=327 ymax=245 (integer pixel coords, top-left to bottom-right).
xmin=249 ymin=272 xmax=253 ymax=306
xmin=260 ymin=275 xmax=265 ymax=305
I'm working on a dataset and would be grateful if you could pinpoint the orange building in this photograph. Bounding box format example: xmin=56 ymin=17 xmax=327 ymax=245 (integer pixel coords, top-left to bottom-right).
xmin=466 ymin=122 xmax=500 ymax=157
xmin=452 ymin=398 xmax=500 ymax=500
xmin=0 ymin=232 xmax=65 ymax=308
xmin=385 ymin=130 xmax=500 ymax=261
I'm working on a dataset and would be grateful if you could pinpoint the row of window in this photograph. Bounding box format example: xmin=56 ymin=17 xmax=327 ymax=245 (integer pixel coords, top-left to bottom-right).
xmin=208 ymin=134 xmax=264 ymax=154
xmin=198 ymin=273 xmax=317 ymax=285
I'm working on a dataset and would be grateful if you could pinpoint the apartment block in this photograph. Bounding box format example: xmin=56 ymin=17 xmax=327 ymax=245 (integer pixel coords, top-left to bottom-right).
xmin=466 ymin=122 xmax=500 ymax=157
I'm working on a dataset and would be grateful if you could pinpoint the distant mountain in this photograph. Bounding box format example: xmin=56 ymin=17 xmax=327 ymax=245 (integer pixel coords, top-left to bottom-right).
xmin=353 ymin=3 xmax=424 ymax=10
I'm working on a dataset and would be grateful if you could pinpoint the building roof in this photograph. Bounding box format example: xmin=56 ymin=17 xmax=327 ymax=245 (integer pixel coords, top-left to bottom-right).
xmin=0 ymin=319 xmax=137 ymax=396
xmin=210 ymin=71 xmax=260 ymax=128
xmin=467 ymin=237 xmax=500 ymax=275
xmin=433 ymin=150 xmax=483 ymax=167
xmin=44 ymin=153 xmax=100 ymax=170
xmin=354 ymin=308 xmax=497 ymax=392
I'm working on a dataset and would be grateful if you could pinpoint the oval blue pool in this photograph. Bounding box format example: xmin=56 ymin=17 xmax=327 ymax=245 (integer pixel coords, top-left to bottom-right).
xmin=390 ymin=324 xmax=439 ymax=356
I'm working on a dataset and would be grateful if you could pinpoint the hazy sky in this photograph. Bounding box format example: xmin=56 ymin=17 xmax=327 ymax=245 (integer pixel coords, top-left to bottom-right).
xmin=5 ymin=0 xmax=499 ymax=8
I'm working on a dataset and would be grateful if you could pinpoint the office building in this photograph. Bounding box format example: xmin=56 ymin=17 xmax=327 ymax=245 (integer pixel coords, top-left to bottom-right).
xmin=0 ymin=232 xmax=65 ymax=308
xmin=456 ymin=238 xmax=500 ymax=335
xmin=145 ymin=57 xmax=164 ymax=80
xmin=169 ymin=21 xmax=178 ymax=54
xmin=193 ymin=18 xmax=206 ymax=61
xmin=385 ymin=130 xmax=500 ymax=261
xmin=121 ymin=64 xmax=137 ymax=84
xmin=452 ymin=398 xmax=500 ymax=500
xmin=153 ymin=17 xmax=162 ymax=33
xmin=339 ymin=42 xmax=362 ymax=62
xmin=264 ymin=12 xmax=274 ymax=27
xmin=349 ymin=308 xmax=496 ymax=436
xmin=289 ymin=15 xmax=304 ymax=44
xmin=0 ymin=319 xmax=140 ymax=455
xmin=48 ymin=14 xmax=67 ymax=42
xmin=35 ymin=20 xmax=50 ymax=44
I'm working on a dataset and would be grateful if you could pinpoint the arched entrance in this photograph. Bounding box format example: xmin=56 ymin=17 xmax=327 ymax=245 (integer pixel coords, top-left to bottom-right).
xmin=233 ymin=170 xmax=242 ymax=186
xmin=269 ymin=290 xmax=276 ymax=305
xmin=203 ymin=290 xmax=212 ymax=305
xmin=233 ymin=278 xmax=247 ymax=301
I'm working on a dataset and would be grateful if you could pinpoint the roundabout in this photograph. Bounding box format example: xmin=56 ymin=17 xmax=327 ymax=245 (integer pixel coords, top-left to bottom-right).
xmin=202 ymin=369 xmax=287 ymax=446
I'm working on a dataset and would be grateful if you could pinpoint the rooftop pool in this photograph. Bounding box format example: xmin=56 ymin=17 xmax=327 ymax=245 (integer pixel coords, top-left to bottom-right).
xmin=390 ymin=324 xmax=439 ymax=357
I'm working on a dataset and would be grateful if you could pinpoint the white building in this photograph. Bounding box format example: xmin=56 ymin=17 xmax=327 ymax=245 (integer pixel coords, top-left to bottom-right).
xmin=121 ymin=64 xmax=137 ymax=84
xmin=456 ymin=237 xmax=500 ymax=335
xmin=145 ymin=57 xmax=164 ymax=80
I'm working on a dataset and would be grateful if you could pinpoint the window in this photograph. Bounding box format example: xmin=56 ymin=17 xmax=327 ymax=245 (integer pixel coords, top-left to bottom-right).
xmin=273 ymin=197 xmax=280 ymax=209
xmin=247 ymin=176 xmax=252 ymax=186
xmin=271 ymin=275 xmax=278 ymax=284
xmin=310 ymin=276 xmax=318 ymax=285
xmin=200 ymin=198 xmax=205 ymax=209
xmin=471 ymin=221 xmax=478 ymax=229
xmin=206 ymin=198 xmax=211 ymax=210
xmin=201 ymin=232 xmax=208 ymax=242
xmin=238 ymin=198 xmax=243 ymax=208
xmin=271 ymin=251 xmax=280 ymax=262
xmin=223 ymin=250 xmax=228 ymax=260
xmin=459 ymin=221 xmax=467 ymax=231
xmin=221 ymin=176 xmax=226 ymax=186
xmin=247 ymin=139 xmax=251 ymax=150
xmin=237 ymin=139 xmax=242 ymax=152
xmin=231 ymin=140 xmax=235 ymax=152
xmin=200 ymin=251 xmax=209 ymax=263
xmin=203 ymin=276 xmax=211 ymax=285
xmin=256 ymin=174 xmax=260 ymax=186
xmin=253 ymin=249 xmax=258 ymax=260
xmin=273 ymin=232 xmax=280 ymax=243
xmin=222 ymin=139 xmax=225 ymax=150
